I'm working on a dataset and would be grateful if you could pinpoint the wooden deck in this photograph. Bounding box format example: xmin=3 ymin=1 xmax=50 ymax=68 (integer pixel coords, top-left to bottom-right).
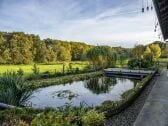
xmin=104 ymin=68 xmax=155 ymax=78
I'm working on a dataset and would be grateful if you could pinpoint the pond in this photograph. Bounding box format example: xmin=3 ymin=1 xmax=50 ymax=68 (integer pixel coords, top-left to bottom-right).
xmin=27 ymin=76 xmax=139 ymax=108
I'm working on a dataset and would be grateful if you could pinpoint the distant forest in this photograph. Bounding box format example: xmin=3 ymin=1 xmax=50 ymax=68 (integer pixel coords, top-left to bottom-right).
xmin=0 ymin=32 xmax=93 ymax=64
xmin=0 ymin=31 xmax=166 ymax=64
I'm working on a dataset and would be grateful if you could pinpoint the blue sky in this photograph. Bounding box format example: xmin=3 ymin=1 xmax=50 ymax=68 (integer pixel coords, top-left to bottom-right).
xmin=0 ymin=0 xmax=160 ymax=47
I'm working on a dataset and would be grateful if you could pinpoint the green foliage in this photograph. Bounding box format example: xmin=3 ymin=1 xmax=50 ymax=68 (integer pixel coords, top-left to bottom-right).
xmin=129 ymin=43 xmax=162 ymax=69
xmin=85 ymin=77 xmax=117 ymax=94
xmin=0 ymin=32 xmax=165 ymax=66
xmin=0 ymin=108 xmax=39 ymax=126
xmin=128 ymin=58 xmax=154 ymax=69
xmin=117 ymin=51 xmax=129 ymax=67
xmin=32 ymin=64 xmax=40 ymax=75
xmin=86 ymin=46 xmax=117 ymax=69
xmin=31 ymin=103 xmax=89 ymax=126
xmin=0 ymin=71 xmax=32 ymax=106
xmin=143 ymin=51 xmax=154 ymax=63
xmin=149 ymin=44 xmax=161 ymax=60
xmin=0 ymin=32 xmax=92 ymax=64
xmin=31 ymin=111 xmax=77 ymax=126
xmin=0 ymin=62 xmax=88 ymax=76
xmin=161 ymin=48 xmax=168 ymax=58
xmin=0 ymin=103 xmax=88 ymax=126
xmin=17 ymin=68 xmax=24 ymax=76
xmin=62 ymin=62 xmax=65 ymax=74
xmin=132 ymin=45 xmax=145 ymax=59
xmin=82 ymin=110 xmax=105 ymax=126
xmin=28 ymin=71 xmax=102 ymax=89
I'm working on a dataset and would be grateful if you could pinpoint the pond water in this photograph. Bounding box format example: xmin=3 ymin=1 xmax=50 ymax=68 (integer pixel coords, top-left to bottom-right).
xmin=27 ymin=76 xmax=139 ymax=108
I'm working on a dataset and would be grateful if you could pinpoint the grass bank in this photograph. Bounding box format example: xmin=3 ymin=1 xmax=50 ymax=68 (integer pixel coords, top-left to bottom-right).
xmin=158 ymin=58 xmax=168 ymax=63
xmin=27 ymin=71 xmax=103 ymax=89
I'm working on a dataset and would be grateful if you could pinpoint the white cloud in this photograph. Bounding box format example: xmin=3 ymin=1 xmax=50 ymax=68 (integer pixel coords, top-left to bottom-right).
xmin=0 ymin=0 xmax=161 ymax=47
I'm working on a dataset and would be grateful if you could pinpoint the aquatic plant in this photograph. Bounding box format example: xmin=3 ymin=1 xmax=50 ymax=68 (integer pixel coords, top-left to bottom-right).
xmin=0 ymin=71 xmax=33 ymax=106
xmin=51 ymin=90 xmax=79 ymax=100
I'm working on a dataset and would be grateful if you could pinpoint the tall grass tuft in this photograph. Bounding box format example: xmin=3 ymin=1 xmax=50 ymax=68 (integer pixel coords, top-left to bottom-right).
xmin=0 ymin=71 xmax=32 ymax=106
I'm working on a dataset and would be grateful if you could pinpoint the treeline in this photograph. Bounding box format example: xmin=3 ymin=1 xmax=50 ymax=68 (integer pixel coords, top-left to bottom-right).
xmin=131 ymin=41 xmax=166 ymax=59
xmin=0 ymin=32 xmax=92 ymax=64
xmin=0 ymin=31 xmax=166 ymax=65
xmin=128 ymin=41 xmax=166 ymax=68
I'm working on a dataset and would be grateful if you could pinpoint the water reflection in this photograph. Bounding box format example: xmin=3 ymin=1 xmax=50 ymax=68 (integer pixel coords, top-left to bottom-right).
xmin=84 ymin=77 xmax=117 ymax=94
xmin=27 ymin=76 xmax=140 ymax=108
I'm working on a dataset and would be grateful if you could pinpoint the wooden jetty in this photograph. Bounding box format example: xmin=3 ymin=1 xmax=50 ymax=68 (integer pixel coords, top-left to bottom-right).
xmin=104 ymin=68 xmax=155 ymax=78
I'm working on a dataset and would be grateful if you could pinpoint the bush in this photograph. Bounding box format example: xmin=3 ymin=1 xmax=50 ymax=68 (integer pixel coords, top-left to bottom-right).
xmin=31 ymin=111 xmax=78 ymax=126
xmin=32 ymin=64 xmax=40 ymax=75
xmin=0 ymin=108 xmax=39 ymax=126
xmin=75 ymin=67 xmax=80 ymax=73
xmin=17 ymin=68 xmax=24 ymax=76
xmin=31 ymin=103 xmax=89 ymax=126
xmin=128 ymin=58 xmax=154 ymax=69
xmin=82 ymin=110 xmax=105 ymax=126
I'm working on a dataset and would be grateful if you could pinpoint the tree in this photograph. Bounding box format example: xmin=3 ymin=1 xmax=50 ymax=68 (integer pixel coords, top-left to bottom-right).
xmin=149 ymin=44 xmax=161 ymax=60
xmin=143 ymin=47 xmax=153 ymax=61
xmin=57 ymin=45 xmax=71 ymax=61
xmin=86 ymin=46 xmax=116 ymax=69
xmin=35 ymin=41 xmax=48 ymax=63
xmin=117 ymin=52 xmax=128 ymax=67
xmin=132 ymin=45 xmax=145 ymax=59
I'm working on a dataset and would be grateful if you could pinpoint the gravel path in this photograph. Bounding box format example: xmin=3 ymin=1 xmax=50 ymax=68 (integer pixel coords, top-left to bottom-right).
xmin=104 ymin=76 xmax=157 ymax=126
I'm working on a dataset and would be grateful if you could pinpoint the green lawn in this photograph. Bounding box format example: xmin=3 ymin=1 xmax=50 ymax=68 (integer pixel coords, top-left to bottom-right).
xmin=157 ymin=58 xmax=168 ymax=70
xmin=0 ymin=62 xmax=89 ymax=76
xmin=158 ymin=58 xmax=168 ymax=63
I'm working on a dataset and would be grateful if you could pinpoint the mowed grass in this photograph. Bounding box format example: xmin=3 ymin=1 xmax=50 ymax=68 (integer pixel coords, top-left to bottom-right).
xmin=158 ymin=58 xmax=168 ymax=63
xmin=0 ymin=62 xmax=89 ymax=76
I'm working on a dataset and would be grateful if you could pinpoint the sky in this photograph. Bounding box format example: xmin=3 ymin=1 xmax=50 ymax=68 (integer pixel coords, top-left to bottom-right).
xmin=0 ymin=0 xmax=161 ymax=47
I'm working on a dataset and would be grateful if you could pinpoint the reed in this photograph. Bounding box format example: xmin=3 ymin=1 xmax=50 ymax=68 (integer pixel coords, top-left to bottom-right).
xmin=0 ymin=71 xmax=32 ymax=106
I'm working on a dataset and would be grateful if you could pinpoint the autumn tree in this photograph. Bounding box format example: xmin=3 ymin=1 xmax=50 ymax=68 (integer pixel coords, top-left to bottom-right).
xmin=149 ymin=44 xmax=161 ymax=60
xmin=132 ymin=44 xmax=145 ymax=59
xmin=86 ymin=46 xmax=117 ymax=69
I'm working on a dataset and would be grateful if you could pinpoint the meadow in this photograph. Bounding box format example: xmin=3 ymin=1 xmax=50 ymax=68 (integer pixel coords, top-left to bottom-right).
xmin=0 ymin=62 xmax=89 ymax=76
xmin=158 ymin=58 xmax=168 ymax=63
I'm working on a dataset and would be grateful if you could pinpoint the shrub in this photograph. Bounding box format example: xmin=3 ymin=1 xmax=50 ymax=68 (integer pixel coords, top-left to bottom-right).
xmin=75 ymin=67 xmax=80 ymax=73
xmin=0 ymin=108 xmax=38 ymax=126
xmin=0 ymin=71 xmax=32 ymax=106
xmin=17 ymin=68 xmax=24 ymax=76
xmin=32 ymin=64 xmax=40 ymax=75
xmin=82 ymin=110 xmax=105 ymax=126
xmin=31 ymin=111 xmax=78 ymax=126
xmin=62 ymin=63 xmax=65 ymax=74
xmin=128 ymin=58 xmax=154 ymax=69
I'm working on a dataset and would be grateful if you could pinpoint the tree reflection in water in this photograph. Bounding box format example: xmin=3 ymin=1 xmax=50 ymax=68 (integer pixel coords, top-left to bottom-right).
xmin=84 ymin=76 xmax=117 ymax=94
